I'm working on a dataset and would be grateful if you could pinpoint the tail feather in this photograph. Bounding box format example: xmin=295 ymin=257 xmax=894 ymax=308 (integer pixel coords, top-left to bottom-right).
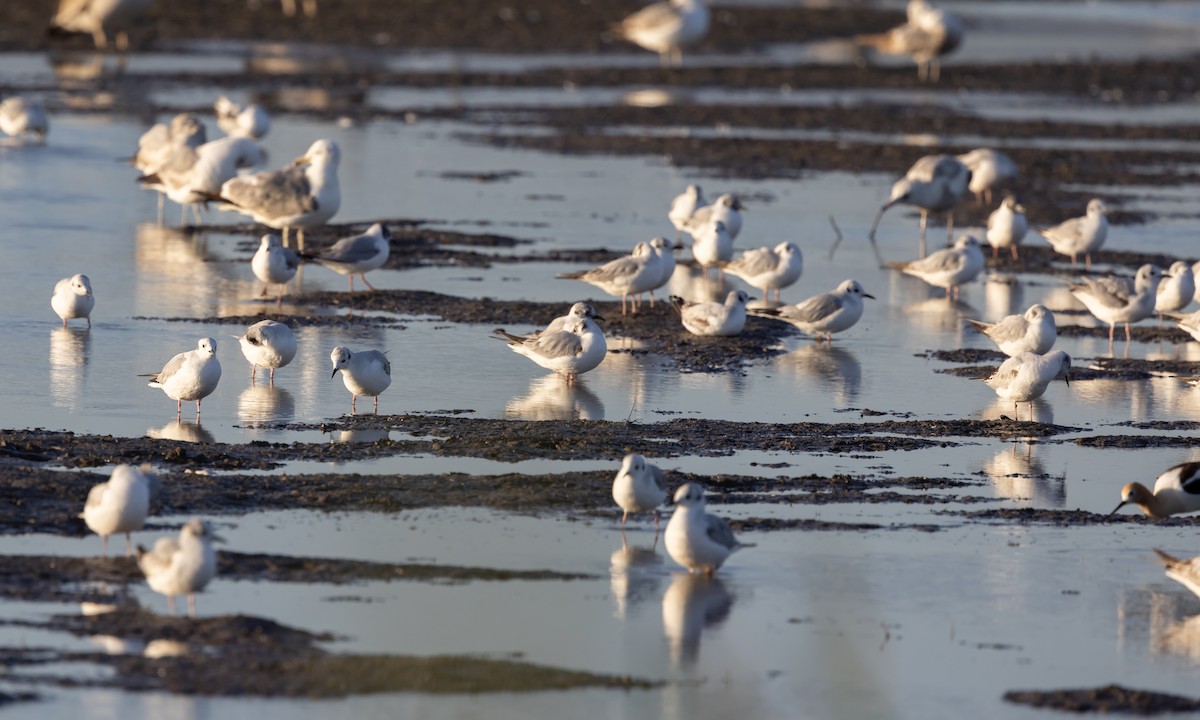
xmin=1153 ymin=547 xmax=1182 ymax=568
xmin=669 ymin=295 xmax=689 ymax=315
xmin=491 ymin=328 xmax=525 ymax=344
xmin=556 ymin=271 xmax=585 ymax=280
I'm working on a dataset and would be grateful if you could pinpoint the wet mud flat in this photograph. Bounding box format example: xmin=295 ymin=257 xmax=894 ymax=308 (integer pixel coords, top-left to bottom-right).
xmin=1004 ymin=685 xmax=1200 ymax=715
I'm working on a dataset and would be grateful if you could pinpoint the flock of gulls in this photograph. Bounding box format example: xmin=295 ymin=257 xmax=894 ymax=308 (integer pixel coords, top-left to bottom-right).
xmin=13 ymin=0 xmax=1200 ymax=608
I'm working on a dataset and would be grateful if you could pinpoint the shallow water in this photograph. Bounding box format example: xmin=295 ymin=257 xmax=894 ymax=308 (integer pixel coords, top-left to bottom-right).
xmin=6 ymin=1 xmax=1200 ymax=717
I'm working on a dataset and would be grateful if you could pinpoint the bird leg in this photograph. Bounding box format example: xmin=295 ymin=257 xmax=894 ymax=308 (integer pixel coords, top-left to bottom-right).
xmin=124 ymin=532 xmax=133 ymax=557
xmin=1011 ymin=246 xmax=1019 ymax=261
xmin=1125 ymin=323 xmax=1132 ymax=342
xmin=260 ymin=284 xmax=270 ymax=298
xmin=373 ymin=396 xmax=379 ymax=415
xmin=101 ymin=535 xmax=109 ymax=558
xmin=188 ymin=594 xmax=197 ymax=619
xmin=196 ymin=399 xmax=203 ymax=417
xmin=176 ymin=399 xmax=183 ymax=420
xmin=621 ymin=511 xmax=629 ymax=529
xmin=269 ymin=367 xmax=276 ymax=384
xmin=251 ymin=365 xmax=258 ymax=381
xmin=167 ymin=595 xmax=176 ymax=615
xmin=351 ymin=394 xmax=357 ymax=413
xmin=360 ymin=273 xmax=377 ymax=291
xmin=918 ymin=211 xmax=929 ymax=258
xmin=654 ymin=509 xmax=661 ymax=528
xmin=282 ymin=227 xmax=290 ymax=248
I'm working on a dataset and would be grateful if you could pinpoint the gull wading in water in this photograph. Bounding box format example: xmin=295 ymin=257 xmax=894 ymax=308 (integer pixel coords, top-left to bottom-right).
xmin=138 ymin=518 xmax=222 ymax=618
xmin=668 ymin=184 xmax=707 ymax=242
xmin=982 ymin=350 xmax=1071 ymax=421
xmin=854 ymin=0 xmax=964 ymax=82
xmin=612 ymin=453 xmax=668 ymax=531
xmin=723 ymin=242 xmax=803 ymax=304
xmin=303 ymin=223 xmax=391 ymax=292
xmin=218 ymin=138 xmax=341 ymax=250
xmin=750 ymin=279 xmax=872 ymax=342
xmin=142 ymin=338 xmax=222 ymax=418
xmin=985 ymin=196 xmax=1028 ymax=261
xmin=665 ymin=483 xmax=753 ymax=575
xmin=967 ymin=304 xmax=1056 ymax=357
xmin=235 ymin=320 xmax=297 ymax=384
xmin=957 ymin=148 xmax=1019 ymax=206
xmin=1110 ymin=462 xmax=1200 ymax=519
xmin=330 ymin=346 xmax=392 ymax=414
xmin=0 ymin=96 xmax=49 ymax=144
xmin=890 ymin=235 xmax=985 ymax=301
xmin=612 ymin=0 xmax=710 ymax=68
xmin=51 ymin=274 xmax=95 ymax=329
xmin=492 ymin=316 xmax=607 ymax=384
xmin=690 ymin=220 xmax=735 ymax=277
xmin=870 ymin=154 xmax=972 ymax=258
xmin=250 ymin=234 xmax=300 ymax=301
xmin=80 ymin=463 xmax=155 ymax=557
xmin=671 ymin=290 xmax=750 ymax=337
xmin=1065 ymin=264 xmax=1161 ymax=345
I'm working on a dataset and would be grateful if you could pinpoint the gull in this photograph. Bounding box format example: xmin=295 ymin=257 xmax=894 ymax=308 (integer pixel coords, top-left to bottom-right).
xmin=215 ymin=95 xmax=270 ymax=140
xmin=957 ymin=149 xmax=1019 ymax=206
xmin=612 ymin=453 xmax=668 ymax=531
xmin=668 ymin=184 xmax=706 ymax=241
xmin=137 ymin=518 xmax=222 ymax=618
xmin=51 ymin=274 xmax=95 ymax=329
xmin=50 ymin=0 xmax=156 ymax=50
xmin=1152 ymin=549 xmax=1200 ymax=599
xmin=1065 ymin=263 xmax=1161 ymax=344
xmin=1037 ymin=198 xmax=1108 ymax=269
xmin=665 ymin=482 xmax=753 ymax=575
xmin=303 ymin=223 xmax=391 ymax=292
xmin=869 ymin=154 xmax=971 ymax=257
xmin=982 ymin=350 xmax=1071 ymax=421
xmin=891 ymin=234 xmax=985 ymax=301
xmin=557 ymin=241 xmax=659 ymax=315
xmin=80 ymin=463 xmax=155 ymax=557
xmin=684 ymin=194 xmax=745 ymax=240
xmin=330 ymin=346 xmax=392 ymax=414
xmin=492 ymin=316 xmax=607 ymax=384
xmin=671 ymin=290 xmax=750 ymax=336
xmin=723 ymin=241 xmax=803 ymax=303
xmin=0 ymin=96 xmax=49 ymax=144
xmin=648 ymin=236 xmax=677 ymax=298
xmin=613 ymin=0 xmax=710 ymax=68
xmin=690 ymin=220 xmax=734 ymax=276
xmin=235 ymin=320 xmax=297 ymax=384
xmin=855 ymin=0 xmax=963 ymax=82
xmin=1156 ymin=261 xmax=1195 ymax=320
xmin=250 ymin=234 xmax=300 ymax=301
xmin=1164 ymin=309 xmax=1200 ymax=343
xmin=133 ymin=113 xmax=207 ymax=222
xmin=750 ymin=279 xmax=873 ymax=342
xmin=1194 ymin=261 xmax=1200 ymax=305
xmin=142 ymin=338 xmax=222 ymax=418
xmin=139 ymin=135 xmax=264 ymax=225
xmin=985 ymin=196 xmax=1028 ymax=260
xmin=1110 ymin=462 xmax=1200 ymax=518
xmin=218 ymin=138 xmax=341 ymax=250
xmin=968 ymin=304 xmax=1056 ymax=357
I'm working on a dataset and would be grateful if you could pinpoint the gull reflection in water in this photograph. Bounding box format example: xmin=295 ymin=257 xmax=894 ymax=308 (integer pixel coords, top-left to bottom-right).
xmin=335 ymin=428 xmax=392 ymax=443
xmin=982 ymin=442 xmax=1064 ymax=507
xmin=668 ymin=263 xmax=731 ymax=303
xmin=662 ymin=573 xmax=734 ymax=667
xmin=506 ymin=375 xmax=605 ymax=421
xmin=981 ymin=396 xmax=1054 ymax=425
xmin=610 ymin=538 xmax=664 ymax=620
xmin=237 ymin=384 xmax=296 ymax=426
xmin=984 ymin=272 xmax=1025 ymax=320
xmin=778 ymin=343 xmax=862 ymax=404
xmin=904 ymin=296 xmax=978 ymax=339
xmin=49 ymin=327 xmax=91 ymax=410
xmin=1119 ymin=586 xmax=1200 ymax=661
xmin=147 ymin=421 xmax=214 ymax=444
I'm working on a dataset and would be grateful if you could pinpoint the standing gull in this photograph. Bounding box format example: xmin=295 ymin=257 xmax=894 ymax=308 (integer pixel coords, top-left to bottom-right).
xmin=690 ymin=220 xmax=735 ymax=277
xmin=304 ymin=223 xmax=391 ymax=292
xmin=557 ymin=242 xmax=659 ymax=315
xmin=665 ymin=483 xmax=753 ymax=575
xmin=985 ymin=196 xmax=1028 ymax=260
xmin=869 ymin=154 xmax=971 ymax=257
xmin=50 ymin=0 xmax=156 ymax=50
xmin=235 ymin=320 xmax=296 ymax=384
xmin=612 ymin=453 xmax=668 ymax=530
xmin=671 ymin=290 xmax=750 ymax=337
xmin=958 ymin=148 xmax=1019 ymax=206
xmin=891 ymin=235 xmax=985 ymax=301
xmin=131 ymin=113 xmax=207 ymax=222
xmin=1066 ymin=264 xmax=1161 ymax=345
xmin=854 ymin=0 xmax=964 ymax=82
xmin=1156 ymin=261 xmax=1195 ymax=321
xmin=723 ymin=241 xmax=803 ymax=303
xmin=668 ymin=184 xmax=706 ymax=242
xmin=218 ymin=138 xmax=341 ymax=250
xmin=139 ymin=135 xmax=263 ymax=225
xmin=1037 ymin=198 xmax=1108 ymax=269
xmin=51 ymin=274 xmax=95 ymax=329
xmin=142 ymin=338 xmax=222 ymax=418
xmin=1110 ymin=462 xmax=1200 ymax=519
xmin=684 ymin=194 xmax=745 ymax=241
xmin=215 ymin=95 xmax=270 ymax=140
xmin=493 ymin=316 xmax=607 ymax=384
xmin=250 ymin=234 xmax=300 ymax=301
xmin=0 ymin=96 xmax=49 ymax=144
xmin=80 ymin=463 xmax=154 ymax=557
xmin=751 ymin=279 xmax=873 ymax=342
xmin=137 ymin=518 xmax=221 ymax=618
xmin=968 ymin=304 xmax=1056 ymax=357
xmin=330 ymin=346 xmax=392 ymax=414
xmin=613 ymin=0 xmax=710 ymax=68
xmin=982 ymin=350 xmax=1071 ymax=421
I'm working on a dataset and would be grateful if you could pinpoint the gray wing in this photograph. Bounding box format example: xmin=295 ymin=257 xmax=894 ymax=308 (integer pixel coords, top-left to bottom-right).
xmin=726 ymin=247 xmax=778 ymax=278
xmin=362 ymin=350 xmax=391 ymax=377
xmin=320 ymin=233 xmax=381 ymax=263
xmin=528 ymin=329 xmax=583 ymax=359
xmin=781 ymin=293 xmax=842 ymax=323
xmin=223 ymin=165 xmax=315 ymax=219
xmin=83 ymin=482 xmax=107 ymax=511
xmin=150 ymin=352 xmax=188 ymax=384
xmin=649 ymin=464 xmax=667 ymax=492
xmin=906 ymin=247 xmax=965 ymax=274
xmin=1075 ymin=279 xmax=1128 ymax=309
xmin=244 ymin=324 xmax=268 ymax=346
xmin=705 ymin=514 xmax=739 ymax=550
xmin=982 ymin=314 xmax=1029 ymax=343
xmin=281 ymin=246 xmax=301 ymax=271
xmin=1043 ymin=216 xmax=1084 ymax=242
xmin=583 ymin=255 xmax=643 ymax=284
xmin=906 ymin=155 xmax=953 ymax=182
xmin=138 ymin=537 xmax=180 ymax=576
xmin=620 ymin=2 xmax=683 ymax=35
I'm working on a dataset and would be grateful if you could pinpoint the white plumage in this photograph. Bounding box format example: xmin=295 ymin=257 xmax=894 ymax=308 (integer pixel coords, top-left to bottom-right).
xmin=143 ymin=338 xmax=222 ymax=417
xmin=665 ymin=482 xmax=752 ymax=574
xmin=51 ymin=274 xmax=95 ymax=329
xmin=236 ymin=320 xmax=297 ymax=383
xmin=137 ymin=518 xmax=221 ymax=617
xmin=330 ymin=346 xmax=392 ymax=414
xmin=671 ymin=290 xmax=750 ymax=337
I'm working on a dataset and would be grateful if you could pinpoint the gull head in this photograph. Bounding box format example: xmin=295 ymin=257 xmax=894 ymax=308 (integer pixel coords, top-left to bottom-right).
xmin=197 ymin=337 xmax=217 ymax=356
xmin=183 ymin=518 xmax=225 ymax=544
xmin=330 ymin=346 xmax=352 ymax=377
xmin=1051 ymin=351 xmax=1072 ymax=386
xmin=169 ymin=113 xmax=207 ymax=144
xmin=260 ymin=234 xmax=282 ymax=251
xmin=1026 ymin=304 xmax=1047 ymax=322
xmin=649 ymin=236 xmax=672 ymax=254
xmin=619 ymin=453 xmax=646 ymax=480
xmin=954 ymin=235 xmax=982 ymax=251
xmin=1087 ymin=198 xmax=1108 ymax=216
xmin=70 ymin=274 xmax=93 ymax=298
xmin=728 ymin=290 xmax=751 ymax=306
xmin=673 ymin=482 xmax=706 ymax=508
xmin=296 ymin=138 xmax=340 ymax=169
xmin=568 ymin=302 xmax=602 ymax=322
xmin=839 ymin=279 xmax=874 ymax=300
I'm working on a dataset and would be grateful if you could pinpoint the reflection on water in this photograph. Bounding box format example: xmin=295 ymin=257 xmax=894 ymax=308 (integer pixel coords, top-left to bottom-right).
xmin=981 ymin=396 xmax=1054 ymax=425
xmin=505 ymin=375 xmax=605 ymax=421
xmin=662 ymin=573 xmax=734 ymax=667
xmin=902 ymin=296 xmax=978 ymax=339
xmin=982 ymin=442 xmax=1065 ymax=507
xmin=49 ymin=326 xmax=90 ymax=411
xmin=89 ymin=634 xmax=145 ymax=656
xmin=983 ymin=273 xmax=1025 ymax=321
xmin=609 ymin=539 xmax=664 ymax=620
xmin=335 ymin=428 xmax=392 ymax=443
xmin=668 ymin=264 xmax=731 ymax=304
xmin=144 ymin=639 xmax=189 ymax=658
xmin=1119 ymin=586 xmax=1200 ymax=661
xmin=146 ymin=420 xmax=215 ymax=444
xmin=1073 ymin=377 xmax=1153 ymax=423
xmin=237 ymin=383 xmax=296 ymax=426
xmin=777 ymin=343 xmax=862 ymax=403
